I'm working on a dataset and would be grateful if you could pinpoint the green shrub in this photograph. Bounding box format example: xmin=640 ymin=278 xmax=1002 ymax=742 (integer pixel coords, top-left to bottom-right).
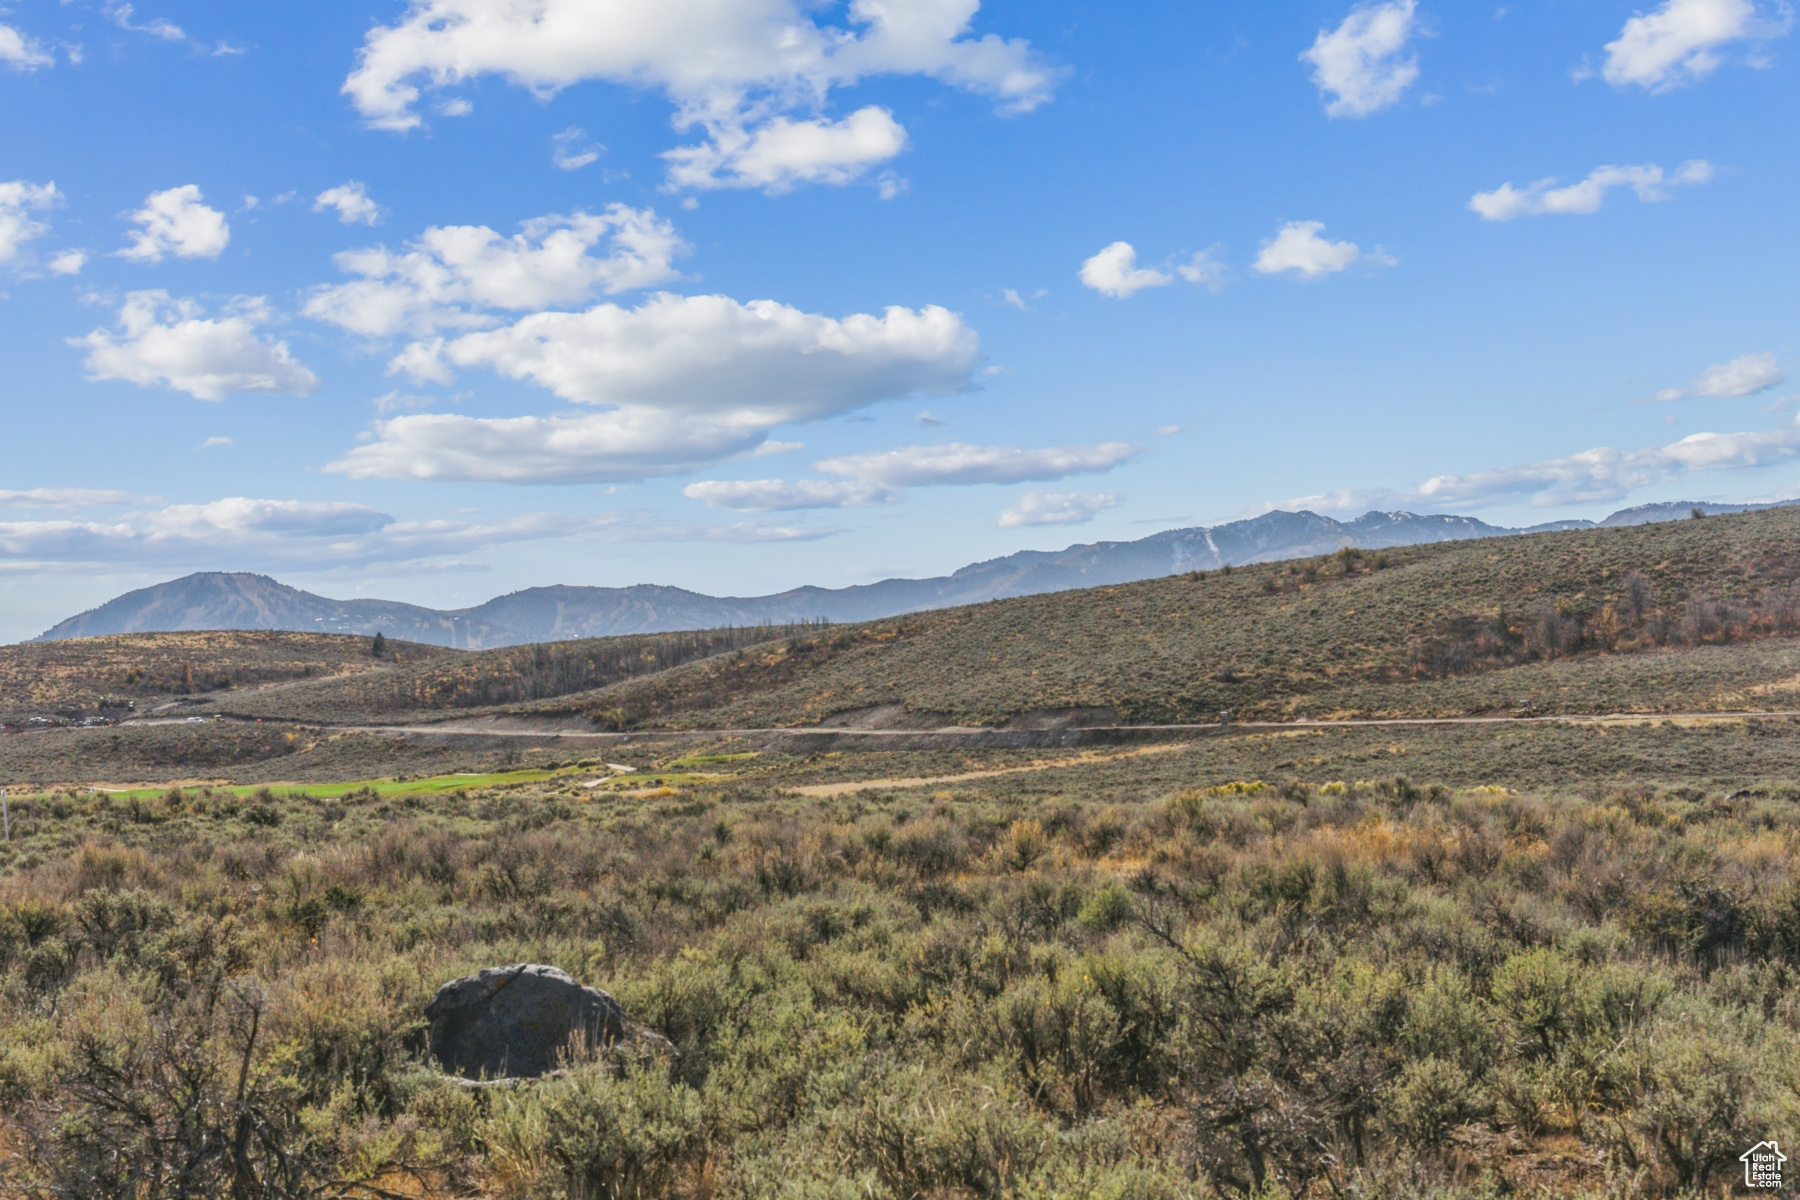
xmin=1386 ymin=1056 xmax=1484 ymax=1151
xmin=1076 ymin=883 xmax=1133 ymax=932
xmin=1615 ymin=999 xmax=1793 ymax=1191
xmin=487 ymin=1063 xmax=708 ymax=1200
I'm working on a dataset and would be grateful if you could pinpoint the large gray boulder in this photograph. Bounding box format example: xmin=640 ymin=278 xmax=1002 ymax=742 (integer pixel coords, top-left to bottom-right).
xmin=425 ymin=964 xmax=626 ymax=1080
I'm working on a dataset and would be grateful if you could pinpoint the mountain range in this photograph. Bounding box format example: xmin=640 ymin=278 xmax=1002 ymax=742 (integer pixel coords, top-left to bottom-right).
xmin=32 ymin=499 xmax=1788 ymax=648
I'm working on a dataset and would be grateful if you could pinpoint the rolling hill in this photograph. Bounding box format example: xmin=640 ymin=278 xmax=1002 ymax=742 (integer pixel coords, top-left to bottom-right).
xmin=35 ymin=500 xmax=1786 ymax=647
xmin=165 ymin=505 xmax=1800 ymax=730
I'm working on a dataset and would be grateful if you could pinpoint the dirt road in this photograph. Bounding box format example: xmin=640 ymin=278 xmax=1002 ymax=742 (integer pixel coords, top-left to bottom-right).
xmin=783 ymin=743 xmax=1191 ymax=797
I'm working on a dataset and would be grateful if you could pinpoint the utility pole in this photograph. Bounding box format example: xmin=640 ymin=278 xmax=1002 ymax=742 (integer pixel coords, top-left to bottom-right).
xmin=2 ymin=788 xmax=9 ymax=841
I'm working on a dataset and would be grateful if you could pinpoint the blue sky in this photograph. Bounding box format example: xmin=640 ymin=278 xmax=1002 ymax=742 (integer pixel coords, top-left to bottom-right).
xmin=1 ymin=0 xmax=1796 ymax=641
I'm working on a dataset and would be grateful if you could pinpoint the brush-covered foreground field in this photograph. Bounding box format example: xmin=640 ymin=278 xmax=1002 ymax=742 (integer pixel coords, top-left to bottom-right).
xmin=3 ymin=729 xmax=1800 ymax=1198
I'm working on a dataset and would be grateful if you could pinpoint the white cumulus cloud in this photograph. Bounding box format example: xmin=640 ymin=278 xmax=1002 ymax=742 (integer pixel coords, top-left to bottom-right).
xmin=329 ymin=409 xmax=776 ymax=484
xmin=665 ymin=106 xmax=909 ymax=192
xmin=1601 ymin=0 xmax=1790 ymax=91
xmin=72 ymin=291 xmax=321 ymax=402
xmin=684 ymin=438 xmax=1137 ymax=511
xmin=1415 ymin=424 xmax=1800 ymax=507
xmin=1 ymin=499 xmax=386 ymax=570
xmin=0 ymin=180 xmax=59 ymax=264
xmin=304 ymin=206 xmax=688 ymax=338
xmin=815 ymin=440 xmax=1139 ymax=487
xmin=1470 ymin=160 xmax=1713 ymax=220
xmin=399 ymin=293 xmax=979 ymax=417
xmin=998 ymin=490 xmax=1122 ymax=527
xmin=332 ymin=296 xmax=979 ymax=483
xmin=0 ymin=23 xmax=54 ymax=70
xmin=1653 ymin=352 xmax=1787 ymax=401
xmin=1266 ymin=486 xmax=1411 ymax=516
xmin=1253 ymin=221 xmax=1390 ymax=278
xmin=0 ymin=488 xmax=136 ymax=508
xmin=0 ymin=497 xmax=829 ymax=573
xmin=119 ymin=185 xmax=230 ymax=262
xmin=314 ymin=181 xmax=383 ymax=226
xmin=1177 ymin=246 xmax=1231 ymax=292
xmin=49 ymin=249 xmax=88 ymax=275
xmin=552 ymin=127 xmax=604 ymax=171
xmin=1079 ymin=242 xmax=1172 ymax=299
xmin=1301 ymin=0 xmax=1421 ymax=117
xmin=683 ymin=478 xmax=897 ymax=511
xmin=341 ymin=0 xmax=1059 ymax=191
xmin=105 ymin=3 xmax=185 ymax=42
xmin=1284 ymin=417 xmax=1800 ymax=513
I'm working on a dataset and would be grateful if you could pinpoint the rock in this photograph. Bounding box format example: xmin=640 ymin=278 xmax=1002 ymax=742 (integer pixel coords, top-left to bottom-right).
xmin=425 ymin=964 xmax=626 ymax=1080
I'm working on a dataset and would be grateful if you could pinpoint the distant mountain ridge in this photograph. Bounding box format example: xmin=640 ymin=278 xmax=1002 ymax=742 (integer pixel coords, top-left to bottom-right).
xmin=34 ymin=500 xmax=1795 ymax=648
